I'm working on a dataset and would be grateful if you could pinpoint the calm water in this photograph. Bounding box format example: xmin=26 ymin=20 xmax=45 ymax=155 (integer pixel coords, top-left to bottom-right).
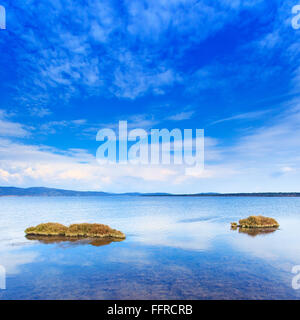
xmin=0 ymin=196 xmax=300 ymax=300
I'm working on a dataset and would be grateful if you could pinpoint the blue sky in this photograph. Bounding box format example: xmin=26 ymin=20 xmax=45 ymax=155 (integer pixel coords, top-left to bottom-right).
xmin=0 ymin=0 xmax=300 ymax=193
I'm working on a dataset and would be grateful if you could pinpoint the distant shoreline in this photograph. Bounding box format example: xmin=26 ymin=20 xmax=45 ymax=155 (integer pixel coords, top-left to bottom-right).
xmin=0 ymin=187 xmax=300 ymax=197
xmin=144 ymin=193 xmax=300 ymax=197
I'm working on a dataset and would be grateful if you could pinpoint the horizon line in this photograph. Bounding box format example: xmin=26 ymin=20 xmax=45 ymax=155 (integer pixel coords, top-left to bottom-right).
xmin=1 ymin=186 xmax=300 ymax=197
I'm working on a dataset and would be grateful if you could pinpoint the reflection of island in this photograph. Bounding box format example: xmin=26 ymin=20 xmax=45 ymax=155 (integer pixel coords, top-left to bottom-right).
xmin=26 ymin=235 xmax=124 ymax=247
xmin=237 ymin=227 xmax=278 ymax=237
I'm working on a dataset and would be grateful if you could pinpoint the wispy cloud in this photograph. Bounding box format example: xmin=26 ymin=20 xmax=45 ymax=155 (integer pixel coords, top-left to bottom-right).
xmin=210 ymin=110 xmax=271 ymax=126
xmin=2 ymin=0 xmax=270 ymax=108
xmin=29 ymin=107 xmax=52 ymax=118
xmin=167 ymin=111 xmax=195 ymax=121
xmin=40 ymin=119 xmax=87 ymax=134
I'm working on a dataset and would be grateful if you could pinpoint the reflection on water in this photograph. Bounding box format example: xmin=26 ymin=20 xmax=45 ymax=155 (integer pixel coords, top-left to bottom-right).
xmin=237 ymin=227 xmax=278 ymax=237
xmin=0 ymin=196 xmax=300 ymax=299
xmin=178 ymin=216 xmax=219 ymax=223
xmin=25 ymin=235 xmax=124 ymax=247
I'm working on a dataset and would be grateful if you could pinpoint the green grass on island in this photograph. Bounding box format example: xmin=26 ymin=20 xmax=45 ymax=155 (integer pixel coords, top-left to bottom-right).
xmin=231 ymin=215 xmax=279 ymax=229
xmin=25 ymin=222 xmax=126 ymax=239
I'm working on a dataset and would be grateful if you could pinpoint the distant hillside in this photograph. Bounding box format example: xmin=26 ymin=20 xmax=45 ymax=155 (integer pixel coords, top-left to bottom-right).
xmin=0 ymin=187 xmax=112 ymax=197
xmin=0 ymin=187 xmax=216 ymax=197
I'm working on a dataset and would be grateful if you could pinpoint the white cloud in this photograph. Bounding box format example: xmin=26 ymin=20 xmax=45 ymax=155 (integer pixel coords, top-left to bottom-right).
xmin=281 ymin=166 xmax=294 ymax=173
xmin=2 ymin=95 xmax=300 ymax=193
xmin=0 ymin=136 xmax=191 ymax=191
xmin=0 ymin=111 xmax=30 ymax=138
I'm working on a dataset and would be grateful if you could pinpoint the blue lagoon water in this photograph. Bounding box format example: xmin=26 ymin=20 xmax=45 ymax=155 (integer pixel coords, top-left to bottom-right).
xmin=0 ymin=196 xmax=300 ymax=300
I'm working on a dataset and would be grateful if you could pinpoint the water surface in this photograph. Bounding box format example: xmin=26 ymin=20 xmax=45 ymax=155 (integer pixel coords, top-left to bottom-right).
xmin=0 ymin=196 xmax=300 ymax=300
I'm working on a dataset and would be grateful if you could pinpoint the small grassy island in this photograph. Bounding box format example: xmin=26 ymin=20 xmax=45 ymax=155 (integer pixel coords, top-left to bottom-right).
xmin=231 ymin=215 xmax=279 ymax=229
xmin=25 ymin=223 xmax=126 ymax=239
